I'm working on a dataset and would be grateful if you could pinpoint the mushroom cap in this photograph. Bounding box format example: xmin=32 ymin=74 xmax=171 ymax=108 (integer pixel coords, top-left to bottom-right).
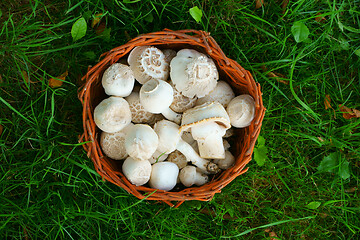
xmin=100 ymin=123 xmax=134 ymax=160
xmin=179 ymin=165 xmax=196 ymax=187
xmin=94 ymin=96 xmax=132 ymax=133
xmin=125 ymin=124 xmax=159 ymax=161
xmin=180 ymin=101 xmax=231 ymax=132
xmin=127 ymin=46 xmax=169 ymax=84
xmin=213 ymin=150 xmax=235 ymax=169
xmin=167 ymin=150 xmax=188 ymax=169
xmin=196 ymin=81 xmax=235 ymax=107
xmin=122 ymin=156 xmax=152 ymax=186
xmin=102 ymin=63 xmax=135 ymax=97
xmin=139 ymin=79 xmax=174 ymax=114
xmin=153 ymin=120 xmax=181 ymax=154
xmin=163 ymin=49 xmax=177 ymax=65
xmin=226 ymin=94 xmax=255 ymax=128
xmin=169 ymin=83 xmax=197 ymax=113
xmin=125 ymin=91 xmax=155 ymax=123
xmin=148 ymin=150 xmax=169 ymax=164
xmin=170 ymin=49 xmax=218 ymax=98
xmin=149 ymin=162 xmax=179 ymax=191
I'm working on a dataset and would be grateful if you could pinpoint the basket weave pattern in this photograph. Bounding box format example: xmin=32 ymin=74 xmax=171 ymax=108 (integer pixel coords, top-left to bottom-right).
xmin=78 ymin=29 xmax=265 ymax=207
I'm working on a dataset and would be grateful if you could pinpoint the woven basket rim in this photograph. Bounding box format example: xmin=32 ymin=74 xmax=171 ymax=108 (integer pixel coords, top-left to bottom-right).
xmin=78 ymin=29 xmax=265 ymax=207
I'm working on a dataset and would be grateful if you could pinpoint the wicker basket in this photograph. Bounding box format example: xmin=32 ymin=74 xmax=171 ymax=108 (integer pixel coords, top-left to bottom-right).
xmin=78 ymin=29 xmax=265 ymax=207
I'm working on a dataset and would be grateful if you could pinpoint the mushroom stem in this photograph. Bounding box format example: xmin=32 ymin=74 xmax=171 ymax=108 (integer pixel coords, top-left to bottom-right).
xmin=161 ymin=108 xmax=182 ymax=124
xmin=176 ymin=139 xmax=219 ymax=174
xmin=196 ymin=134 xmax=225 ymax=159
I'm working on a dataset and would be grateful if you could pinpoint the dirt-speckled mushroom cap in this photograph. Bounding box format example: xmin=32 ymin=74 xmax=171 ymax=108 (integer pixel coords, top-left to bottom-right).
xmin=170 ymin=49 xmax=218 ymax=98
xmin=127 ymin=46 xmax=169 ymax=84
xmin=102 ymin=63 xmax=135 ymax=97
xmin=163 ymin=49 xmax=177 ymax=65
xmin=196 ymin=81 xmax=235 ymax=107
xmin=125 ymin=91 xmax=155 ymax=124
xmin=169 ymin=83 xmax=197 ymax=113
xmin=167 ymin=150 xmax=188 ymax=169
xmin=100 ymin=123 xmax=134 ymax=160
xmin=94 ymin=96 xmax=132 ymax=133
xmin=122 ymin=156 xmax=152 ymax=186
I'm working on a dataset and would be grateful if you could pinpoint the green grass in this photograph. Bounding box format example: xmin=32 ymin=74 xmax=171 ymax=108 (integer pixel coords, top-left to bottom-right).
xmin=1 ymin=0 xmax=359 ymax=239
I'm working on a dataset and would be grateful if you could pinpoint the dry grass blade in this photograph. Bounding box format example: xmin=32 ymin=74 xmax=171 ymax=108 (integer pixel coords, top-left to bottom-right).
xmin=255 ymin=0 xmax=264 ymax=9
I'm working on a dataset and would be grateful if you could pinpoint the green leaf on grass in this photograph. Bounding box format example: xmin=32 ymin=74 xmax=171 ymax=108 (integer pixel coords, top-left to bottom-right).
xmin=291 ymin=21 xmax=310 ymax=43
xmin=71 ymin=17 xmax=87 ymax=41
xmin=253 ymin=136 xmax=268 ymax=166
xmin=83 ymin=51 xmax=96 ymax=60
xmin=83 ymin=11 xmax=92 ymax=21
xmin=355 ymin=49 xmax=360 ymax=57
xmin=100 ymin=27 xmax=111 ymax=42
xmin=144 ymin=12 xmax=154 ymax=23
xmin=339 ymin=160 xmax=350 ymax=180
xmin=189 ymin=6 xmax=202 ymax=23
xmin=306 ymin=201 xmax=321 ymax=209
xmin=317 ymin=152 xmax=338 ymax=173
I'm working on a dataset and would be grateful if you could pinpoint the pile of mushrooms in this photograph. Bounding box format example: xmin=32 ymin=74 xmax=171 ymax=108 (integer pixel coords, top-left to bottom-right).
xmin=94 ymin=46 xmax=256 ymax=191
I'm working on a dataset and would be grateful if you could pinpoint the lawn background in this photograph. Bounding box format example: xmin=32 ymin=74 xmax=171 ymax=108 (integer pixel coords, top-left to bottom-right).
xmin=0 ymin=0 xmax=359 ymax=239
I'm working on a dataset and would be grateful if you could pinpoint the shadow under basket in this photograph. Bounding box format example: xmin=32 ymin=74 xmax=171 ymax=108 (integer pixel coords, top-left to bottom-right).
xmin=78 ymin=29 xmax=265 ymax=207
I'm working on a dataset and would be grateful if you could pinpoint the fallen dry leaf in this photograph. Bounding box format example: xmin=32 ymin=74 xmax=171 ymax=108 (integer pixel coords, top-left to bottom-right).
xmin=255 ymin=0 xmax=264 ymax=9
xmin=339 ymin=105 xmax=360 ymax=119
xmin=261 ymin=65 xmax=288 ymax=84
xmin=265 ymin=228 xmax=279 ymax=240
xmin=21 ymin=70 xmax=30 ymax=84
xmin=281 ymin=0 xmax=289 ymax=14
xmin=0 ymin=125 xmax=3 ymax=136
xmin=324 ymin=95 xmax=332 ymax=110
xmin=345 ymin=187 xmax=358 ymax=193
xmin=95 ymin=21 xmax=106 ymax=35
xmin=91 ymin=13 xmax=103 ymax=28
xmin=315 ymin=13 xmax=326 ymax=22
xmin=49 ymin=70 xmax=68 ymax=88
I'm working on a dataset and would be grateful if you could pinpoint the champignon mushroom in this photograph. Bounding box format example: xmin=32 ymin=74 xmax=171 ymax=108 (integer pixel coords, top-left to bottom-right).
xmin=100 ymin=123 xmax=134 ymax=160
xmin=124 ymin=124 xmax=158 ymax=161
xmin=122 ymin=156 xmax=152 ymax=186
xmin=179 ymin=166 xmax=209 ymax=187
xmin=196 ymin=81 xmax=235 ymax=107
xmin=170 ymin=49 xmax=218 ymax=98
xmin=226 ymin=94 xmax=256 ymax=128
xmin=169 ymin=82 xmax=197 ymax=113
xmin=154 ymin=119 xmax=220 ymax=174
xmin=94 ymin=96 xmax=132 ymax=133
xmin=180 ymin=101 xmax=231 ymax=159
xmin=149 ymin=162 xmax=179 ymax=191
xmin=213 ymin=150 xmax=235 ymax=169
xmin=125 ymin=91 xmax=155 ymax=124
xmin=139 ymin=79 xmax=182 ymax=124
xmin=127 ymin=46 xmax=169 ymax=84
xmin=148 ymin=150 xmax=168 ymax=164
xmin=102 ymin=63 xmax=135 ymax=97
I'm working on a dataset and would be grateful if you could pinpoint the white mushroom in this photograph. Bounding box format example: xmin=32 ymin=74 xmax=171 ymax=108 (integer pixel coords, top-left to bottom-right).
xmin=213 ymin=151 xmax=235 ymax=169
xmin=102 ymin=63 xmax=135 ymax=97
xmin=148 ymin=150 xmax=168 ymax=164
xmin=226 ymin=94 xmax=256 ymax=128
xmin=154 ymin=119 xmax=219 ymax=174
xmin=100 ymin=123 xmax=134 ymax=160
xmin=139 ymin=79 xmax=182 ymax=124
xmin=122 ymin=156 xmax=152 ymax=186
xmin=125 ymin=91 xmax=155 ymax=124
xmin=179 ymin=166 xmax=209 ymax=187
xmin=170 ymin=49 xmax=218 ymax=98
xmin=169 ymin=82 xmax=197 ymax=113
xmin=196 ymin=81 xmax=235 ymax=107
xmin=127 ymin=46 xmax=169 ymax=84
xmin=180 ymin=102 xmax=231 ymax=159
xmin=124 ymin=124 xmax=158 ymax=161
xmin=94 ymin=96 xmax=132 ymax=133
xmin=149 ymin=162 xmax=179 ymax=191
